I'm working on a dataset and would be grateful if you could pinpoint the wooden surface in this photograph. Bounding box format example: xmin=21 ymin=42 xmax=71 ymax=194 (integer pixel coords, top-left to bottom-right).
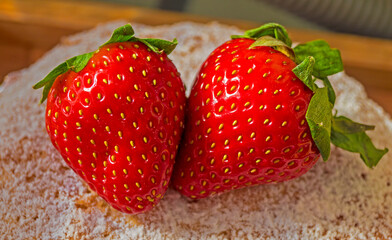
xmin=1 ymin=0 xmax=391 ymax=114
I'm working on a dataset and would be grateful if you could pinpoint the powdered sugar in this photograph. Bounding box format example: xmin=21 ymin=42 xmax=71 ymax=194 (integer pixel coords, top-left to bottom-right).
xmin=0 ymin=21 xmax=391 ymax=239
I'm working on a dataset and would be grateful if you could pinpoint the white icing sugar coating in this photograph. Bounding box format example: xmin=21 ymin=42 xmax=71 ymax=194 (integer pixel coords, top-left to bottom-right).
xmin=0 ymin=21 xmax=391 ymax=239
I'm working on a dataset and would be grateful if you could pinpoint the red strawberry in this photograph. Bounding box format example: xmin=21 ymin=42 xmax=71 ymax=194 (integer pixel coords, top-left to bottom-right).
xmin=34 ymin=24 xmax=186 ymax=214
xmin=172 ymin=23 xmax=388 ymax=199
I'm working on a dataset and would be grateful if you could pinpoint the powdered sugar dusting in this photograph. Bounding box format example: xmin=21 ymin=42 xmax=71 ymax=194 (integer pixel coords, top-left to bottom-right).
xmin=0 ymin=21 xmax=391 ymax=239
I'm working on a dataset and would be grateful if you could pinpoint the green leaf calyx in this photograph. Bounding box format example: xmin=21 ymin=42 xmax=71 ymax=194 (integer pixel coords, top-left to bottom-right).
xmin=306 ymin=88 xmax=332 ymax=161
xmin=292 ymin=37 xmax=387 ymax=167
xmin=231 ymin=23 xmax=292 ymax=47
xmin=330 ymin=116 xmax=388 ymax=168
xmin=292 ymin=56 xmax=316 ymax=91
xmin=249 ymin=35 xmax=295 ymax=61
xmin=291 ymin=38 xmax=387 ymax=167
xmin=33 ymin=24 xmax=177 ymax=103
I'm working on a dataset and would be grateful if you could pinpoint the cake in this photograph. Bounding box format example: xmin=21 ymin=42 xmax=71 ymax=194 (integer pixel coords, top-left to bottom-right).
xmin=0 ymin=21 xmax=391 ymax=239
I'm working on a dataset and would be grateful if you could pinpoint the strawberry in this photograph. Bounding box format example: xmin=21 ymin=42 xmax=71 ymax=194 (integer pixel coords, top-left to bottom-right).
xmin=34 ymin=24 xmax=186 ymax=214
xmin=172 ymin=23 xmax=388 ymax=199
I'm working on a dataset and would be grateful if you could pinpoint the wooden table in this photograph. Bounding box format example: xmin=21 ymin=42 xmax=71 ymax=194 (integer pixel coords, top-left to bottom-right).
xmin=1 ymin=0 xmax=391 ymax=114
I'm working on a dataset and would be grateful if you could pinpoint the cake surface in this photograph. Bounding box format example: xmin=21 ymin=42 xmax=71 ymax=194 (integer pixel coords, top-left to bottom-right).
xmin=0 ymin=21 xmax=391 ymax=239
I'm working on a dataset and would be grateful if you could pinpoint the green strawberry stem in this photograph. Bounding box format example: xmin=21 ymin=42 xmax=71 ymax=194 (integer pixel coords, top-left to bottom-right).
xmin=33 ymin=24 xmax=177 ymax=103
xmin=236 ymin=23 xmax=388 ymax=168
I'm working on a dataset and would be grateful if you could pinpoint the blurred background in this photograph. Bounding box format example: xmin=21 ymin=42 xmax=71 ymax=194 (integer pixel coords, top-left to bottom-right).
xmin=88 ymin=0 xmax=392 ymax=39
xmin=0 ymin=0 xmax=391 ymax=112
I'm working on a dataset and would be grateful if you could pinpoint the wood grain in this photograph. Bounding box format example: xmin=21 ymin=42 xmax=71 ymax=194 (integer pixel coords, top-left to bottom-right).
xmin=1 ymin=0 xmax=391 ymax=113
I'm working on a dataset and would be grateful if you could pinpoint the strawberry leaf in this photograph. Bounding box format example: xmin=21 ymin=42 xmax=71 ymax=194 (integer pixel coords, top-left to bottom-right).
xmin=65 ymin=52 xmax=95 ymax=72
xmin=103 ymin=24 xmax=177 ymax=55
xmin=249 ymin=36 xmax=295 ymax=61
xmin=331 ymin=116 xmax=388 ymax=168
xmin=33 ymin=62 xmax=68 ymax=103
xmin=306 ymin=87 xmax=332 ymax=161
xmin=139 ymin=38 xmax=178 ymax=55
xmin=33 ymin=51 xmax=95 ymax=103
xmin=232 ymin=23 xmax=292 ymax=47
xmin=332 ymin=115 xmax=375 ymax=133
xmin=103 ymin=24 xmax=135 ymax=45
xmin=294 ymin=40 xmax=343 ymax=78
xmin=293 ymin=40 xmax=340 ymax=105
xmin=320 ymin=77 xmax=336 ymax=105
xmin=292 ymin=56 xmax=316 ymax=91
